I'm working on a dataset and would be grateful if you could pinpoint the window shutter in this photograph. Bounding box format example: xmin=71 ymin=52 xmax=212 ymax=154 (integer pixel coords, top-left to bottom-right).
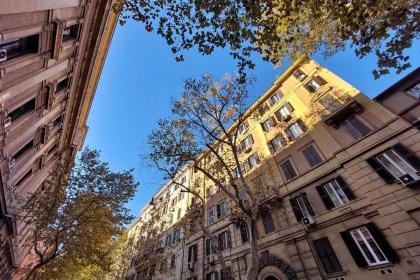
xmin=284 ymin=128 xmax=294 ymax=141
xmin=314 ymin=75 xmax=327 ymax=86
xmin=366 ymin=223 xmax=399 ymax=263
xmin=261 ymin=122 xmax=268 ymax=132
xmin=297 ymin=119 xmax=307 ymax=132
xmin=240 ymin=140 xmax=246 ymax=151
xmin=206 ymin=273 xmax=211 ymax=280
xmin=286 ymin=102 xmax=294 ymax=112
xmin=336 ymin=176 xmax=355 ymax=200
xmin=218 ymin=234 xmax=224 ymax=250
xmin=290 ymin=198 xmax=304 ymax=222
xmin=316 ymin=185 xmax=334 ymax=210
xmin=279 ymin=134 xmax=287 ymax=146
xmin=193 ymin=244 xmax=198 ymax=262
xmin=249 ymin=134 xmax=254 ymax=145
xmin=227 ymin=231 xmax=232 ymax=248
xmin=392 ymin=143 xmax=420 ymax=170
xmin=313 ymin=237 xmax=343 ymax=274
xmin=206 ymin=239 xmax=211 ymax=256
xmin=268 ymin=142 xmax=275 ymax=154
xmin=188 ymin=246 xmax=192 ymax=262
xmin=274 ymin=110 xmax=282 ymax=122
xmin=366 ymin=157 xmax=395 ymax=183
xmin=340 ymin=230 xmax=368 ymax=267
xmin=215 ymin=272 xmax=219 ymax=280
xmin=271 ymin=116 xmax=278 ymax=126
xmin=216 ymin=204 xmax=221 ymax=218
xmin=52 ymin=20 xmax=64 ymax=60
xmin=267 ymin=96 xmax=273 ymax=106
xmin=301 ymin=193 xmax=315 ymax=216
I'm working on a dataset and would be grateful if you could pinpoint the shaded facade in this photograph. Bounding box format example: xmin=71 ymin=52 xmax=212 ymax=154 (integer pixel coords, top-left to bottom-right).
xmin=0 ymin=0 xmax=118 ymax=278
xmin=127 ymin=60 xmax=420 ymax=280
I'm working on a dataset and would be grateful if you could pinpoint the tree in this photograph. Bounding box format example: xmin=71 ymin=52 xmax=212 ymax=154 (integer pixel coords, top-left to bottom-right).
xmin=19 ymin=148 xmax=138 ymax=279
xmin=118 ymin=0 xmax=419 ymax=78
xmin=147 ymin=73 xmax=278 ymax=279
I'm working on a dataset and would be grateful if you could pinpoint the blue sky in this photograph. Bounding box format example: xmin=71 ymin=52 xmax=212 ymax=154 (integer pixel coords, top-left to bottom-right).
xmin=84 ymin=21 xmax=420 ymax=217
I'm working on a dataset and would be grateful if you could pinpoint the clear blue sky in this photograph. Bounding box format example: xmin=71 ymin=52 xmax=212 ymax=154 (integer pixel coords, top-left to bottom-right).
xmin=84 ymin=21 xmax=420 ymax=217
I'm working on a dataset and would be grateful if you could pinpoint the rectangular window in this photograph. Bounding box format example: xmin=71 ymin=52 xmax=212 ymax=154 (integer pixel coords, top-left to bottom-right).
xmin=290 ymin=193 xmax=315 ymax=222
xmin=278 ymin=102 xmax=294 ymax=119
xmin=208 ymin=207 xmax=215 ymax=224
xmin=12 ymin=140 xmax=34 ymax=161
xmin=262 ymin=117 xmax=276 ymax=132
xmin=206 ymin=272 xmax=218 ymax=280
xmin=342 ymin=115 xmax=371 ymax=140
xmin=206 ymin=186 xmax=213 ymax=197
xmin=349 ymin=226 xmax=389 ymax=266
xmin=188 ymin=244 xmax=198 ymax=265
xmin=51 ymin=115 xmax=63 ymax=129
xmin=238 ymin=121 xmax=248 ymax=134
xmin=220 ymin=267 xmax=232 ymax=280
xmin=47 ymin=142 xmax=58 ymax=156
xmin=367 ymin=144 xmax=420 ymax=185
xmin=240 ymin=134 xmax=254 ymax=151
xmin=280 ymin=159 xmax=297 ymax=181
xmin=406 ymin=82 xmax=420 ymax=99
xmin=247 ymin=153 xmax=259 ymax=169
xmin=261 ymin=211 xmax=275 ymax=234
xmin=305 ymin=76 xmax=327 ymax=93
xmin=218 ymin=230 xmax=231 ymax=251
xmin=302 ymin=145 xmax=322 ymax=167
xmin=313 ymin=237 xmax=343 ymax=274
xmin=56 ymin=77 xmax=69 ymax=93
xmin=177 ymin=208 xmax=182 ymax=220
xmin=216 ymin=201 xmax=227 ymax=218
xmin=270 ymin=134 xmax=286 ymax=153
xmin=316 ymin=177 xmax=354 ymax=209
xmin=240 ymin=222 xmax=249 ymax=243
xmin=62 ymin=24 xmax=79 ymax=41
xmin=269 ymin=92 xmax=281 ymax=104
xmin=293 ymin=69 xmax=307 ymax=81
xmin=0 ymin=35 xmax=39 ymax=63
xmin=15 ymin=168 xmax=33 ymax=187
xmin=8 ymin=98 xmax=36 ymax=122
xmin=170 ymin=254 xmax=176 ymax=268
xmin=286 ymin=121 xmax=304 ymax=140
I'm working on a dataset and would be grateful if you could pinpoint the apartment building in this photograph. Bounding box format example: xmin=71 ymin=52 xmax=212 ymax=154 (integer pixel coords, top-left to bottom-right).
xmin=127 ymin=59 xmax=420 ymax=280
xmin=0 ymin=1 xmax=118 ymax=278
xmin=126 ymin=168 xmax=193 ymax=280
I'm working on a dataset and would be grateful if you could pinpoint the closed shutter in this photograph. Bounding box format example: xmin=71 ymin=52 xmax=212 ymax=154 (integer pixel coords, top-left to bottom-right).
xmin=366 ymin=157 xmax=395 ymax=183
xmin=313 ymin=75 xmax=327 ymax=86
xmin=274 ymin=110 xmax=282 ymax=122
xmin=393 ymin=143 xmax=420 ymax=170
xmin=313 ymin=237 xmax=343 ymax=274
xmin=249 ymin=134 xmax=254 ymax=145
xmin=301 ymin=193 xmax=315 ymax=216
xmin=290 ymin=197 xmax=304 ymax=222
xmin=340 ymin=230 xmax=368 ymax=267
xmin=365 ymin=223 xmax=399 ymax=263
xmin=316 ymin=185 xmax=335 ymax=209
xmin=336 ymin=176 xmax=355 ymax=200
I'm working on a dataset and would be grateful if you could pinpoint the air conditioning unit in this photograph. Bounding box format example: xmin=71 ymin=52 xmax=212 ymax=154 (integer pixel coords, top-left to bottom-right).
xmin=302 ymin=215 xmax=316 ymax=226
xmin=0 ymin=48 xmax=7 ymax=62
xmin=8 ymin=158 xmax=16 ymax=169
xmin=187 ymin=261 xmax=194 ymax=271
xmin=207 ymin=254 xmax=216 ymax=264
xmin=4 ymin=117 xmax=11 ymax=128
xmin=399 ymin=174 xmax=415 ymax=185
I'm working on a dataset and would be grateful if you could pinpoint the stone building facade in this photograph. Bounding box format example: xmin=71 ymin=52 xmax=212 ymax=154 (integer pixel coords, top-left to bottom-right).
xmin=0 ymin=1 xmax=118 ymax=278
xmin=127 ymin=60 xmax=420 ymax=280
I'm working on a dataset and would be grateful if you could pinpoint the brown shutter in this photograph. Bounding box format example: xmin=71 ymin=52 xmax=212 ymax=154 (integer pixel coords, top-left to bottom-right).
xmin=268 ymin=142 xmax=275 ymax=154
xmin=261 ymin=122 xmax=268 ymax=132
xmin=286 ymin=102 xmax=294 ymax=112
xmin=274 ymin=110 xmax=282 ymax=122
xmin=297 ymin=119 xmax=307 ymax=132
xmin=52 ymin=20 xmax=64 ymax=60
xmin=284 ymin=127 xmax=293 ymax=141
xmin=271 ymin=116 xmax=278 ymax=126
xmin=314 ymin=75 xmax=327 ymax=86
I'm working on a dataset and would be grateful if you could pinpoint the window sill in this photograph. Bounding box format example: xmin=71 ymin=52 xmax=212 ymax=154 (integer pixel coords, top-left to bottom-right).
xmin=366 ymin=263 xmax=393 ymax=270
xmin=324 ymin=270 xmax=347 ymax=279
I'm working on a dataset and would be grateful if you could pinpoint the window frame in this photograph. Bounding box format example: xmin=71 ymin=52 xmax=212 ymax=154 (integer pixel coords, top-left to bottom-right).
xmin=341 ymin=115 xmax=371 ymax=140
xmin=349 ymin=226 xmax=389 ymax=266
xmin=301 ymin=144 xmax=323 ymax=167
xmin=279 ymin=159 xmax=298 ymax=182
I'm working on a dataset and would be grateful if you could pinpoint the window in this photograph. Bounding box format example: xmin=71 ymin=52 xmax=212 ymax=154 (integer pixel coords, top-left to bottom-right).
xmin=173 ymin=228 xmax=181 ymax=241
xmin=293 ymin=69 xmax=307 ymax=81
xmin=206 ymin=238 xmax=214 ymax=258
xmin=177 ymin=208 xmax=182 ymax=220
xmin=12 ymin=140 xmax=34 ymax=161
xmin=220 ymin=267 xmax=232 ymax=280
xmin=270 ymin=134 xmax=286 ymax=153
xmin=290 ymin=193 xmax=315 ymax=222
xmin=206 ymin=186 xmax=213 ymax=197
xmin=305 ymin=76 xmax=327 ymax=92
xmin=51 ymin=115 xmax=63 ymax=129
xmin=15 ymin=168 xmax=33 ymax=187
xmin=8 ymin=98 xmax=36 ymax=122
xmin=302 ymin=145 xmax=322 ymax=167
xmin=172 ymin=197 xmax=177 ymax=206
xmin=285 ymin=120 xmax=306 ymax=140
xmin=188 ymin=244 xmax=198 ymax=265
xmin=240 ymin=134 xmax=254 ymax=151
xmin=56 ymin=77 xmax=69 ymax=93
xmin=262 ymin=117 xmax=277 ymax=132
xmin=206 ymin=272 xmax=218 ymax=280
xmin=239 ymin=222 xmax=249 ymax=243
xmin=208 ymin=207 xmax=215 ymax=224
xmin=252 ymin=175 xmax=267 ymax=189
xmin=0 ymin=35 xmax=39 ymax=63
xmin=269 ymin=92 xmax=281 ymax=105
xmin=367 ymin=144 xmax=420 ymax=185
xmin=62 ymin=24 xmax=79 ymax=41
xmin=316 ymin=177 xmax=354 ymax=209
xmin=247 ymin=153 xmax=259 ymax=169
xmin=47 ymin=142 xmax=58 ymax=156
xmin=341 ymin=115 xmax=371 ymax=140
xmin=238 ymin=121 xmax=248 ymax=134
xmin=280 ymin=159 xmax=297 ymax=181
xmin=218 ymin=230 xmax=231 ymax=251
xmin=165 ymin=234 xmax=172 ymax=247
xmin=340 ymin=224 xmax=398 ymax=267
xmin=277 ymin=102 xmax=294 ymax=119
xmin=261 ymin=211 xmax=275 ymax=234
xmin=170 ymin=254 xmax=176 ymax=268
xmin=216 ymin=201 xmax=227 ymax=218
xmin=313 ymin=237 xmax=343 ymax=274
xmin=406 ymin=82 xmax=420 ymax=99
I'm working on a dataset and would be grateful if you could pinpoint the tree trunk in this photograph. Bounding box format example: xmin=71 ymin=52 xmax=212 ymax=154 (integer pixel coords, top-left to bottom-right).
xmin=246 ymin=218 xmax=259 ymax=280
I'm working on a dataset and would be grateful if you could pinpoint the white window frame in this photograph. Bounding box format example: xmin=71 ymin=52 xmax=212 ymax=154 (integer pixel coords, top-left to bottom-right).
xmin=288 ymin=123 xmax=303 ymax=139
xmin=296 ymin=196 xmax=312 ymax=218
xmin=406 ymin=83 xmax=420 ymax=99
xmin=243 ymin=135 xmax=253 ymax=150
xmin=270 ymin=93 xmax=280 ymax=104
xmin=218 ymin=202 xmax=227 ymax=217
xmin=323 ymin=179 xmax=349 ymax=207
xmin=376 ymin=149 xmax=420 ymax=182
xmin=248 ymin=154 xmax=259 ymax=169
xmin=271 ymin=135 xmax=284 ymax=151
xmin=263 ymin=118 xmax=274 ymax=131
xmin=279 ymin=105 xmax=291 ymax=118
xmin=308 ymin=79 xmax=321 ymax=91
xmin=350 ymin=227 xmax=389 ymax=266
xmin=219 ymin=231 xmax=230 ymax=250
xmin=208 ymin=207 xmax=215 ymax=224
xmin=238 ymin=122 xmax=248 ymax=134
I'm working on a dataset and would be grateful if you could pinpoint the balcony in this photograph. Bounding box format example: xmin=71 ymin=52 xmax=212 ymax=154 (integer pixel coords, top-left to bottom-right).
xmin=322 ymin=100 xmax=363 ymax=128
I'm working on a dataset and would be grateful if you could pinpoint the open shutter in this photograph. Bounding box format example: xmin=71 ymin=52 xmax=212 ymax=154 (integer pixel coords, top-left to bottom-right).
xmin=227 ymin=231 xmax=232 ymax=248
xmin=336 ymin=176 xmax=355 ymax=200
xmin=284 ymin=128 xmax=294 ymax=141
xmin=206 ymin=239 xmax=211 ymax=256
xmin=392 ymin=143 xmax=420 ymax=170
xmin=285 ymin=102 xmax=294 ymax=112
xmin=216 ymin=204 xmax=221 ymax=218
xmin=249 ymin=134 xmax=254 ymax=145
xmin=301 ymin=193 xmax=315 ymax=216
xmin=297 ymin=119 xmax=307 ymax=132
xmin=290 ymin=198 xmax=303 ymax=222
xmin=279 ymin=134 xmax=287 ymax=146
xmin=268 ymin=142 xmax=275 ymax=154
xmin=52 ymin=20 xmax=64 ymax=60
xmin=274 ymin=110 xmax=282 ymax=122
xmin=261 ymin=122 xmax=268 ymax=132
xmin=188 ymin=246 xmax=192 ymax=262
xmin=314 ymin=75 xmax=327 ymax=86
xmin=366 ymin=157 xmax=395 ymax=183
xmin=240 ymin=140 xmax=246 ymax=151
xmin=340 ymin=230 xmax=368 ymax=267
xmin=271 ymin=116 xmax=278 ymax=126
xmin=316 ymin=185 xmax=335 ymax=209
xmin=366 ymin=223 xmax=399 ymax=263
xmin=218 ymin=234 xmax=224 ymax=250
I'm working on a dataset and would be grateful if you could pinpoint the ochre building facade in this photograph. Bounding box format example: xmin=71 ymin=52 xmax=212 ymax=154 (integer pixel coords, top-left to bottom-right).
xmin=0 ymin=0 xmax=118 ymax=278
xmin=126 ymin=61 xmax=420 ymax=280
